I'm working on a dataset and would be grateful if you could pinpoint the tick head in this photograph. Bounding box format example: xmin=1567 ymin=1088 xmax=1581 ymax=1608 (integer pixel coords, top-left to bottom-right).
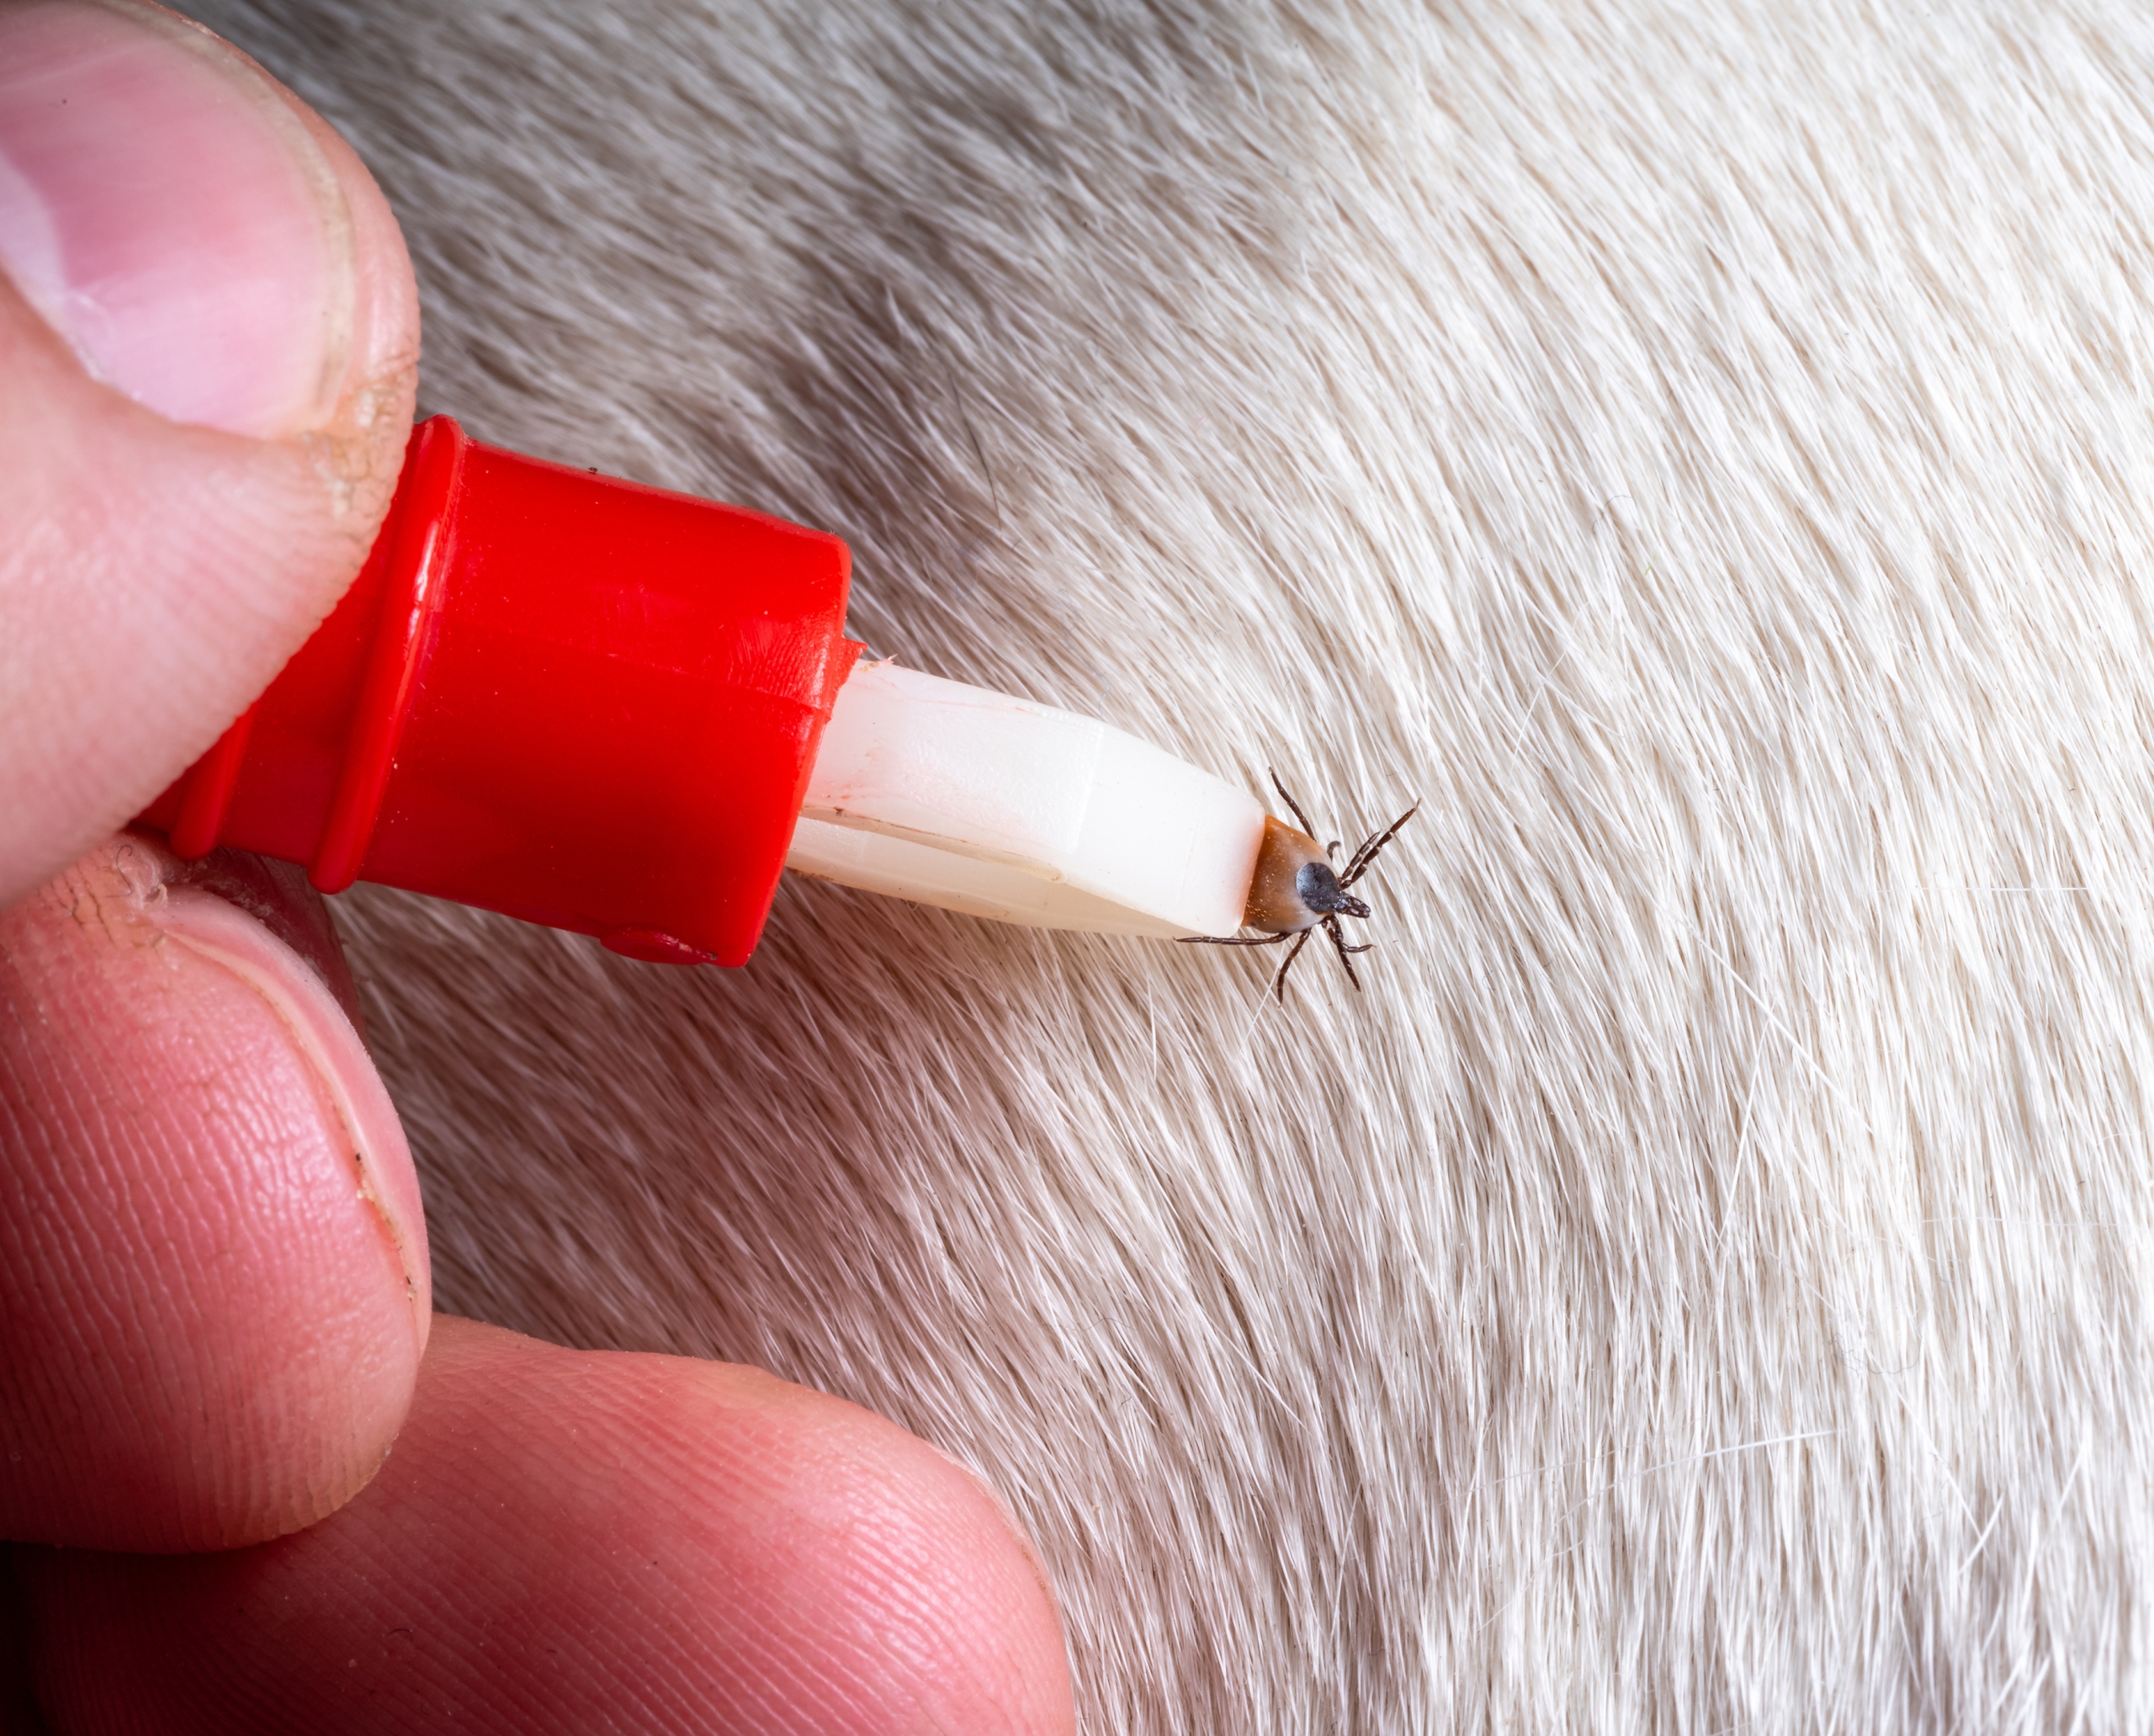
xmin=1295 ymin=858 xmax=1370 ymax=920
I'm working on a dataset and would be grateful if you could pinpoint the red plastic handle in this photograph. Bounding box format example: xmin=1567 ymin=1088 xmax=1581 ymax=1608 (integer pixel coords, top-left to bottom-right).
xmin=137 ymin=417 xmax=861 ymax=967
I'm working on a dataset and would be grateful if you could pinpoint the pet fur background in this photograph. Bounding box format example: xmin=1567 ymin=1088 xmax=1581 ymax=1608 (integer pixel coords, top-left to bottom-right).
xmin=187 ymin=1 xmax=2154 ymax=1728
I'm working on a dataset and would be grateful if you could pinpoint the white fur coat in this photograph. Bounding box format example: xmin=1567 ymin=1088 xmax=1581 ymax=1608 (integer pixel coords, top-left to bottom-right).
xmin=191 ymin=1 xmax=2154 ymax=1728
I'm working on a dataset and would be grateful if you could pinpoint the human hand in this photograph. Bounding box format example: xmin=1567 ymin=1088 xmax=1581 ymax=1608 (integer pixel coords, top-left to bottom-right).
xmin=0 ymin=3 xmax=1071 ymax=1728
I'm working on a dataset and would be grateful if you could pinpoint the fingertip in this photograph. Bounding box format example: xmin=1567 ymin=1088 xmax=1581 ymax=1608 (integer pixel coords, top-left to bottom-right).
xmin=0 ymin=0 xmax=419 ymax=446
xmin=0 ymin=0 xmax=420 ymax=901
xmin=0 ymin=835 xmax=427 ymax=1552
xmin=17 ymin=1319 xmax=1074 ymax=1734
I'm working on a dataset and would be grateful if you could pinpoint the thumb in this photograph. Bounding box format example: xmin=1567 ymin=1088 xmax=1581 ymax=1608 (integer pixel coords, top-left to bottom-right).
xmin=0 ymin=0 xmax=420 ymax=903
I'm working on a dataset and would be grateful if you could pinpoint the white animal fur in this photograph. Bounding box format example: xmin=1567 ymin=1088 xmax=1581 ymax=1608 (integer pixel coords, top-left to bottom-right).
xmin=192 ymin=1 xmax=2154 ymax=1727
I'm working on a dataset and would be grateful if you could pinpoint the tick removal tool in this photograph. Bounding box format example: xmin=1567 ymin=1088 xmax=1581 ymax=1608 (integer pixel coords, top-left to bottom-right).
xmin=138 ymin=417 xmax=1413 ymax=990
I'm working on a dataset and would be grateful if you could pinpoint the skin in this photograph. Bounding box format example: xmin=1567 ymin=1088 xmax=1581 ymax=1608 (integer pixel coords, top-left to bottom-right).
xmin=0 ymin=3 xmax=1073 ymax=1728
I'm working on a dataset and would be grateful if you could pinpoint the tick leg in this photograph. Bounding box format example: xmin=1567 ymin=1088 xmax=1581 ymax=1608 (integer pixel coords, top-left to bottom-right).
xmin=1268 ymin=767 xmax=1323 ymax=843
xmin=1340 ymin=800 xmax=1422 ymax=887
xmin=1270 ymin=928 xmax=1313 ymax=1001
xmin=1324 ymin=916 xmax=1365 ymax=991
xmin=1178 ymin=932 xmax=1292 ymax=947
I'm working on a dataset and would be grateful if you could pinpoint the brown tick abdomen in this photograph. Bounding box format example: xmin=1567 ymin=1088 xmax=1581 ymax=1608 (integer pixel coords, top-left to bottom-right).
xmin=1240 ymin=816 xmax=1330 ymax=933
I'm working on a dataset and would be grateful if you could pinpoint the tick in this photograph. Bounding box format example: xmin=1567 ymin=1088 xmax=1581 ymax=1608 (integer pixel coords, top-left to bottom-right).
xmin=1180 ymin=768 xmax=1419 ymax=1001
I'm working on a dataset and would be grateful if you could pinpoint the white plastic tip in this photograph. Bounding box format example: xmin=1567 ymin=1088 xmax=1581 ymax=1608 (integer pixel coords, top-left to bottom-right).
xmin=785 ymin=661 xmax=1265 ymax=937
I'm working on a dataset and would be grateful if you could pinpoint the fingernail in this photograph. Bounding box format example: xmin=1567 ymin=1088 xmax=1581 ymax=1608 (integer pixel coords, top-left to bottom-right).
xmin=152 ymin=909 xmax=431 ymax=1341
xmin=0 ymin=0 xmax=354 ymax=438
xmin=106 ymin=835 xmax=432 ymax=1343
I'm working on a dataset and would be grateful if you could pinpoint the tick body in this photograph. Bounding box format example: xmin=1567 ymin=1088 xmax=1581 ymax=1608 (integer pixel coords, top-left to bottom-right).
xmin=1180 ymin=769 xmax=1418 ymax=1001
